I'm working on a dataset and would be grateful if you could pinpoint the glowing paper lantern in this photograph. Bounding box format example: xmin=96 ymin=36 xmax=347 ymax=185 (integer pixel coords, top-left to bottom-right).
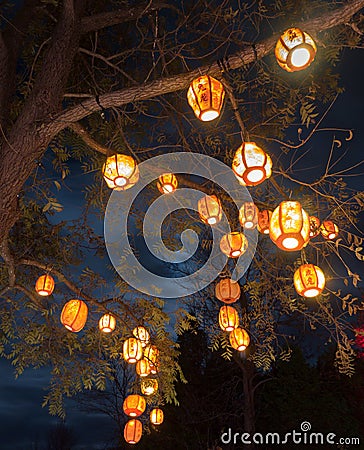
xmin=218 ymin=305 xmax=239 ymax=332
xmin=124 ymin=419 xmax=142 ymax=445
xmin=269 ymin=201 xmax=310 ymax=251
xmin=144 ymin=345 xmax=159 ymax=364
xmin=150 ymin=408 xmax=164 ymax=425
xmin=239 ymin=202 xmax=258 ymax=229
xmin=320 ymin=221 xmax=339 ymax=240
xmin=141 ymin=378 xmax=158 ymax=396
xmin=229 ymin=328 xmax=250 ymax=351
xmin=309 ymin=216 xmax=321 ymax=238
xmin=123 ymin=338 xmax=143 ymax=364
xmin=275 ymin=28 xmax=317 ymax=72
xmin=215 ymin=278 xmax=241 ymax=304
xmin=220 ymin=232 xmax=248 ymax=258
xmin=133 ymin=326 xmax=150 ymax=347
xmin=102 ymin=154 xmax=139 ymax=190
xmin=187 ymin=75 xmax=225 ymax=121
xmin=60 ymin=299 xmax=88 ymax=332
xmin=35 ymin=274 xmax=55 ymax=296
xmin=257 ymin=210 xmax=272 ymax=235
xmin=294 ymin=264 xmax=325 ymax=298
xmin=232 ymin=142 xmax=272 ymax=186
xmin=123 ymin=394 xmax=146 ymax=417
xmin=198 ymin=194 xmax=222 ymax=225
xmin=157 ymin=173 xmax=178 ymax=194
xmin=136 ymin=359 xmax=151 ymax=377
xmin=98 ymin=313 xmax=116 ymax=333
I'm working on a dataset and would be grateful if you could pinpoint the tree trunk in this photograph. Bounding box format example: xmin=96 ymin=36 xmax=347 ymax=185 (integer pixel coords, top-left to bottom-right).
xmin=242 ymin=360 xmax=256 ymax=450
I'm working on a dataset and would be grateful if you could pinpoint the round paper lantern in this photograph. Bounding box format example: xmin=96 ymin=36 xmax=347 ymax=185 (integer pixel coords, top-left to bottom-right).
xmin=198 ymin=194 xmax=222 ymax=225
xmin=60 ymin=299 xmax=88 ymax=333
xmin=35 ymin=274 xmax=55 ymax=296
xmin=133 ymin=326 xmax=150 ymax=347
xmin=136 ymin=359 xmax=151 ymax=377
xmin=102 ymin=154 xmax=139 ymax=190
xmin=150 ymin=408 xmax=164 ymax=425
xmin=220 ymin=232 xmax=248 ymax=258
xmin=320 ymin=221 xmax=339 ymax=240
xmin=141 ymin=378 xmax=158 ymax=396
xmin=215 ymin=278 xmax=241 ymax=304
xmin=232 ymin=142 xmax=272 ymax=186
xmin=124 ymin=419 xmax=142 ymax=445
xmin=187 ymin=75 xmax=225 ymax=121
xmin=269 ymin=201 xmax=310 ymax=251
xmin=157 ymin=173 xmax=178 ymax=194
xmin=144 ymin=345 xmax=159 ymax=364
xmin=257 ymin=210 xmax=272 ymax=234
xmin=218 ymin=305 xmax=239 ymax=332
xmin=123 ymin=338 xmax=143 ymax=364
xmin=229 ymin=328 xmax=250 ymax=351
xmin=293 ymin=264 xmax=325 ymax=297
xmin=123 ymin=394 xmax=146 ymax=417
xmin=98 ymin=313 xmax=116 ymax=333
xmin=239 ymin=202 xmax=258 ymax=229
xmin=309 ymin=216 xmax=321 ymax=238
xmin=275 ymin=28 xmax=317 ymax=72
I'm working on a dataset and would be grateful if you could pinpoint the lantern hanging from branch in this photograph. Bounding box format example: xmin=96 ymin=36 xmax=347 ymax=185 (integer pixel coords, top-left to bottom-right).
xmin=141 ymin=378 xmax=158 ymax=396
xmin=269 ymin=201 xmax=310 ymax=251
xmin=133 ymin=326 xmax=150 ymax=347
xmin=124 ymin=419 xmax=142 ymax=445
xmin=60 ymin=299 xmax=88 ymax=333
xmin=257 ymin=210 xmax=272 ymax=235
xmin=294 ymin=264 xmax=326 ymax=298
xmin=136 ymin=359 xmax=152 ymax=377
xmin=157 ymin=173 xmax=178 ymax=194
xmin=123 ymin=338 xmax=143 ymax=364
xmin=35 ymin=274 xmax=55 ymax=296
xmin=198 ymin=194 xmax=222 ymax=225
xmin=215 ymin=278 xmax=241 ymax=304
xmin=229 ymin=328 xmax=250 ymax=351
xmin=320 ymin=221 xmax=339 ymax=240
xmin=220 ymin=232 xmax=248 ymax=258
xmin=98 ymin=313 xmax=116 ymax=333
xmin=123 ymin=394 xmax=146 ymax=417
xmin=102 ymin=154 xmax=139 ymax=190
xmin=309 ymin=216 xmax=321 ymax=238
xmin=150 ymin=408 xmax=164 ymax=425
xmin=219 ymin=305 xmax=239 ymax=332
xmin=232 ymin=142 xmax=272 ymax=186
xmin=144 ymin=345 xmax=159 ymax=364
xmin=275 ymin=28 xmax=317 ymax=72
xmin=187 ymin=75 xmax=225 ymax=121
xmin=239 ymin=202 xmax=258 ymax=229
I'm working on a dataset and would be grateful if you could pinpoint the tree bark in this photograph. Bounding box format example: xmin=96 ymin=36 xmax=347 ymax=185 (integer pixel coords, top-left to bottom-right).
xmin=242 ymin=361 xmax=256 ymax=450
xmin=0 ymin=0 xmax=363 ymax=243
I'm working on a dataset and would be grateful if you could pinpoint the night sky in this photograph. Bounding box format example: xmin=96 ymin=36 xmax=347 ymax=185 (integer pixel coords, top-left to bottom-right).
xmin=0 ymin=20 xmax=363 ymax=450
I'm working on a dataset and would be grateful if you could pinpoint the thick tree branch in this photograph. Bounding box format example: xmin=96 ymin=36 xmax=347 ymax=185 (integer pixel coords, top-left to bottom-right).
xmin=69 ymin=122 xmax=108 ymax=155
xmin=45 ymin=0 xmax=364 ymax=138
xmin=80 ymin=1 xmax=174 ymax=34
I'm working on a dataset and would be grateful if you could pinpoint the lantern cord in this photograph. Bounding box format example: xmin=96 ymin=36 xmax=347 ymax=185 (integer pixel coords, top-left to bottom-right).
xmin=95 ymin=95 xmax=107 ymax=120
xmin=251 ymin=43 xmax=258 ymax=61
xmin=222 ymin=78 xmax=249 ymax=142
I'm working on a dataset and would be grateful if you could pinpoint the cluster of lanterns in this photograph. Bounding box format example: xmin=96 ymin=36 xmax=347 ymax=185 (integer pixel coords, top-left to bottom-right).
xmin=122 ymin=326 xmax=163 ymax=444
xmin=215 ymin=278 xmax=250 ymax=351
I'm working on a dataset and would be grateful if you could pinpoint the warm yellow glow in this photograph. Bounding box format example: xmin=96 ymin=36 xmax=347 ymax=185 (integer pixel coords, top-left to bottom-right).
xmin=150 ymin=408 xmax=164 ymax=425
xmin=99 ymin=314 xmax=116 ymax=333
xmin=35 ymin=274 xmax=55 ymax=296
xmin=219 ymin=305 xmax=239 ymax=332
xmin=187 ymin=75 xmax=225 ymax=121
xmin=102 ymin=154 xmax=139 ymax=190
xmin=269 ymin=201 xmax=310 ymax=251
xmin=275 ymin=28 xmax=317 ymax=72
xmin=320 ymin=221 xmax=339 ymax=240
xmin=141 ymin=378 xmax=158 ymax=396
xmin=157 ymin=173 xmax=178 ymax=194
xmin=257 ymin=210 xmax=272 ymax=235
xmin=215 ymin=278 xmax=241 ymax=304
xmin=229 ymin=328 xmax=250 ymax=351
xmin=123 ymin=338 xmax=143 ymax=363
xmin=293 ymin=264 xmax=326 ymax=298
xmin=124 ymin=419 xmax=142 ymax=445
xmin=123 ymin=395 xmax=146 ymax=417
xmin=220 ymin=232 xmax=248 ymax=258
xmin=309 ymin=216 xmax=321 ymax=238
xmin=60 ymin=299 xmax=88 ymax=333
xmin=136 ymin=359 xmax=152 ymax=377
xmin=232 ymin=142 xmax=272 ymax=186
xmin=133 ymin=326 xmax=150 ymax=347
xmin=239 ymin=202 xmax=258 ymax=230
xmin=198 ymin=194 xmax=222 ymax=225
